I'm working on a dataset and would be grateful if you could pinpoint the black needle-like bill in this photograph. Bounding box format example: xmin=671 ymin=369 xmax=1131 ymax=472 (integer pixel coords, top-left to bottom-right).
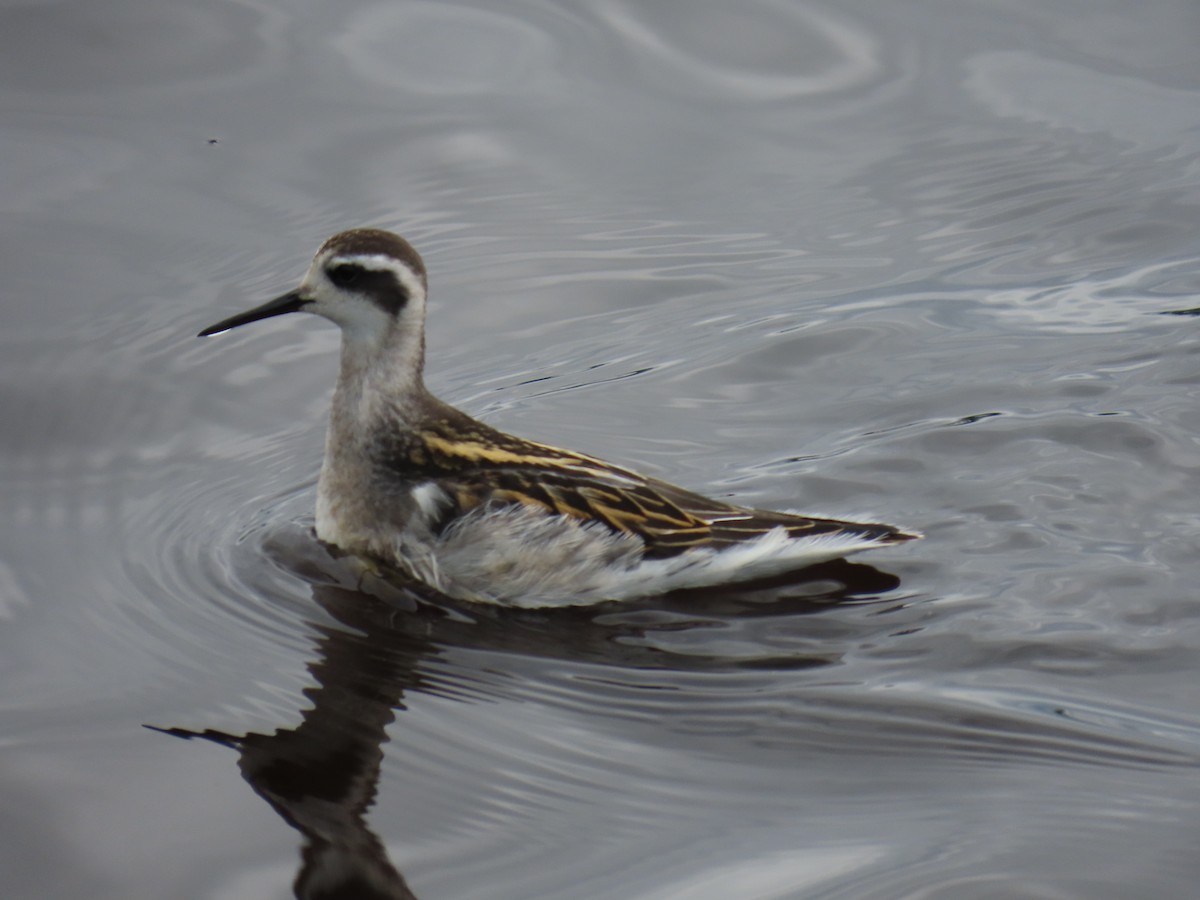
xmin=197 ymin=290 xmax=306 ymax=337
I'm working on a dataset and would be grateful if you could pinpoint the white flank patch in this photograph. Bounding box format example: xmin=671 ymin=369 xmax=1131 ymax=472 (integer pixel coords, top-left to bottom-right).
xmin=409 ymin=481 xmax=449 ymax=521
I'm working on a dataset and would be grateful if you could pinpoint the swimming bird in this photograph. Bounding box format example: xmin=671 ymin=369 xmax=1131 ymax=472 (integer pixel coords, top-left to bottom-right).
xmin=199 ymin=228 xmax=918 ymax=607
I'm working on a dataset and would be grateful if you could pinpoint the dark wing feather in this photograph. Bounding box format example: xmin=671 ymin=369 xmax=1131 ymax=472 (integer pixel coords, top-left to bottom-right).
xmin=404 ymin=406 xmax=915 ymax=558
xmin=432 ymin=467 xmax=709 ymax=557
xmin=431 ymin=458 xmax=912 ymax=559
xmin=636 ymin=474 xmax=913 ymax=554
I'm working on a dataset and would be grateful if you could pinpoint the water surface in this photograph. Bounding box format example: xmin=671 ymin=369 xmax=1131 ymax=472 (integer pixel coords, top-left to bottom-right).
xmin=3 ymin=0 xmax=1200 ymax=897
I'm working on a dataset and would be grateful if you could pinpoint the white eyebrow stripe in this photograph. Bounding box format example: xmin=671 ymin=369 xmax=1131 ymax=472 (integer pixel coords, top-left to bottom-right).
xmin=328 ymin=253 xmax=410 ymax=272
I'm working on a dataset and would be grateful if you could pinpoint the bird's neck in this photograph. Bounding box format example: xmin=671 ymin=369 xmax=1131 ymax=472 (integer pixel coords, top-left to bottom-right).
xmin=325 ymin=323 xmax=433 ymax=486
xmin=315 ymin=324 xmax=432 ymax=550
xmin=332 ymin=321 xmax=428 ymax=424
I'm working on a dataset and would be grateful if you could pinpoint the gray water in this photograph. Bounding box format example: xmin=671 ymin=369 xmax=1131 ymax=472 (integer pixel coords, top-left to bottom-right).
xmin=4 ymin=0 xmax=1200 ymax=897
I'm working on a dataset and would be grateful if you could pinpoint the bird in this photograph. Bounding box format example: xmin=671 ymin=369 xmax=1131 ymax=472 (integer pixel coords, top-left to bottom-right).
xmin=199 ymin=228 xmax=919 ymax=607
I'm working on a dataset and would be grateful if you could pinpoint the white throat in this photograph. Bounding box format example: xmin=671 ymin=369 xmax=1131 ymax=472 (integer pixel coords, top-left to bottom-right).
xmin=334 ymin=316 xmax=427 ymax=413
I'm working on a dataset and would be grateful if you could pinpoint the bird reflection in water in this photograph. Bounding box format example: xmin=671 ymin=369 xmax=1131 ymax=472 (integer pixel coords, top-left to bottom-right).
xmin=151 ymin=555 xmax=903 ymax=899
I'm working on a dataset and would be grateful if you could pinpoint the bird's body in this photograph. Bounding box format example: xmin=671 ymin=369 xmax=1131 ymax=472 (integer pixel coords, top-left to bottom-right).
xmin=200 ymin=228 xmax=918 ymax=607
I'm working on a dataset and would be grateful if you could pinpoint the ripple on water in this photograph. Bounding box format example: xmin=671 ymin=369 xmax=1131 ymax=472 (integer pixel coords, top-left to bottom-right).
xmin=965 ymin=50 xmax=1200 ymax=152
xmin=118 ymin=465 xmax=322 ymax=666
xmin=592 ymin=0 xmax=883 ymax=101
xmin=972 ymin=259 xmax=1200 ymax=333
xmin=332 ymin=2 xmax=560 ymax=98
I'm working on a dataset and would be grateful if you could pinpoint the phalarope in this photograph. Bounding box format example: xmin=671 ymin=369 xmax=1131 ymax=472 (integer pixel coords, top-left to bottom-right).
xmin=200 ymin=229 xmax=919 ymax=607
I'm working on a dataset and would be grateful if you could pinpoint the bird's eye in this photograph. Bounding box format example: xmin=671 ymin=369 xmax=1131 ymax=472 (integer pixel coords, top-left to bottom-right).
xmin=327 ymin=264 xmax=364 ymax=288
